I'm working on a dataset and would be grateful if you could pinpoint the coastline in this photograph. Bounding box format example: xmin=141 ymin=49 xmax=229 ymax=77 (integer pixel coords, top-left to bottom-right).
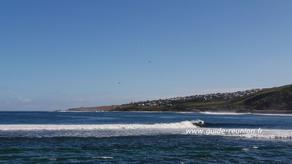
xmin=67 ymin=84 xmax=292 ymax=114
xmin=64 ymin=110 xmax=292 ymax=116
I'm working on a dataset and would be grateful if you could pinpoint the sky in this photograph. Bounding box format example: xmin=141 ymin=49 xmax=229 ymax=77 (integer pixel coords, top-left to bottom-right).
xmin=0 ymin=0 xmax=292 ymax=111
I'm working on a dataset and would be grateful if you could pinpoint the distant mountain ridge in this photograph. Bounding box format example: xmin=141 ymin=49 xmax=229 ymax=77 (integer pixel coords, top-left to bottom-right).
xmin=67 ymin=84 xmax=292 ymax=113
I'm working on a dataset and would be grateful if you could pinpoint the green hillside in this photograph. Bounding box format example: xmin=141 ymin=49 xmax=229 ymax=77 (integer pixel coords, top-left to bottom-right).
xmin=68 ymin=84 xmax=292 ymax=113
xmin=116 ymin=84 xmax=292 ymax=113
xmin=234 ymin=84 xmax=292 ymax=112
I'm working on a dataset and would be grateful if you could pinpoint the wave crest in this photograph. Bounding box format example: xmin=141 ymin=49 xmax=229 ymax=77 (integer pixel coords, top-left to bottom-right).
xmin=0 ymin=121 xmax=197 ymax=131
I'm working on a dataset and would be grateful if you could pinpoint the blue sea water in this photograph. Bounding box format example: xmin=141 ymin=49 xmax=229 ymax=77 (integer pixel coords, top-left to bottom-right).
xmin=0 ymin=111 xmax=292 ymax=163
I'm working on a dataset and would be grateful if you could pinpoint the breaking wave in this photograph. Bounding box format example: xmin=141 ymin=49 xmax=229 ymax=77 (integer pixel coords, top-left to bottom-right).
xmin=199 ymin=112 xmax=249 ymax=115
xmin=0 ymin=121 xmax=196 ymax=131
xmin=0 ymin=121 xmax=197 ymax=138
xmin=1 ymin=120 xmax=292 ymax=140
xmin=185 ymin=128 xmax=292 ymax=140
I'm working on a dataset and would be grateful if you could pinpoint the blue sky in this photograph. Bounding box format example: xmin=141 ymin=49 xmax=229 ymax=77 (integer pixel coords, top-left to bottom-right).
xmin=0 ymin=0 xmax=292 ymax=110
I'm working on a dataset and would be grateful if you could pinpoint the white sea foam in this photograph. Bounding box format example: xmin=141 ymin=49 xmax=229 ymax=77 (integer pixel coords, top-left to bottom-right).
xmin=199 ymin=112 xmax=249 ymax=115
xmin=0 ymin=121 xmax=196 ymax=131
xmin=200 ymin=111 xmax=292 ymax=117
xmin=1 ymin=121 xmax=292 ymax=140
xmin=93 ymin=156 xmax=113 ymax=159
xmin=185 ymin=128 xmax=292 ymax=140
xmin=252 ymin=113 xmax=292 ymax=117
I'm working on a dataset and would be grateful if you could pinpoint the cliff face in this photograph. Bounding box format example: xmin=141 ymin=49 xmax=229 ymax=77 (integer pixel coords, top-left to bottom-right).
xmin=67 ymin=84 xmax=292 ymax=113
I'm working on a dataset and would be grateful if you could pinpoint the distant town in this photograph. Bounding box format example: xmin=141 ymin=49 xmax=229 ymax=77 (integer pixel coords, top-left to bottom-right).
xmin=131 ymin=89 xmax=261 ymax=108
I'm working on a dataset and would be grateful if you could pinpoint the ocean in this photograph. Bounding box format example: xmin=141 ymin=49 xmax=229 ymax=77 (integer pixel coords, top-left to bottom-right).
xmin=0 ymin=111 xmax=292 ymax=163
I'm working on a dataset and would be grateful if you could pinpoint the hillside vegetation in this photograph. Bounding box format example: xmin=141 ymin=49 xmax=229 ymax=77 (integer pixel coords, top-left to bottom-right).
xmin=68 ymin=84 xmax=292 ymax=113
